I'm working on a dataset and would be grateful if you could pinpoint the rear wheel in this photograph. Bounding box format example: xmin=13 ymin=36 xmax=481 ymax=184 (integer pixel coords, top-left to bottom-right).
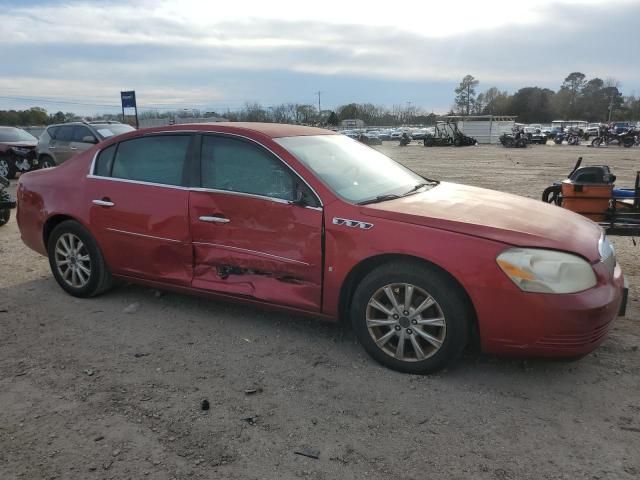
xmin=350 ymin=261 xmax=472 ymax=374
xmin=47 ymin=220 xmax=113 ymax=298
xmin=424 ymin=138 xmax=434 ymax=147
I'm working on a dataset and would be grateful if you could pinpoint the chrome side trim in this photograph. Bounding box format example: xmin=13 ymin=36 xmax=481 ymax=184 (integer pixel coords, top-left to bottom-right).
xmin=86 ymin=131 xmax=324 ymax=207
xmin=192 ymin=241 xmax=310 ymax=266
xmin=87 ymin=175 xmax=189 ymax=191
xmin=332 ymin=217 xmax=374 ymax=230
xmin=190 ymin=187 xmax=291 ymax=205
xmin=106 ymin=228 xmax=183 ymax=244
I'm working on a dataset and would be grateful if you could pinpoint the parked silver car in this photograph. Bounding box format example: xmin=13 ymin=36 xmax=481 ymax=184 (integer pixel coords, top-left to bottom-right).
xmin=37 ymin=121 xmax=135 ymax=167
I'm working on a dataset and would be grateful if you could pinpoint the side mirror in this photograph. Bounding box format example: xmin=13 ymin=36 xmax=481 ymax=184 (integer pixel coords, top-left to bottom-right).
xmin=82 ymin=135 xmax=98 ymax=144
xmin=291 ymin=189 xmax=308 ymax=207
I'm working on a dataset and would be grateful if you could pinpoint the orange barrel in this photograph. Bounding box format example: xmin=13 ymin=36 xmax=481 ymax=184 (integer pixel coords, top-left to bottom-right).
xmin=561 ymin=180 xmax=612 ymax=221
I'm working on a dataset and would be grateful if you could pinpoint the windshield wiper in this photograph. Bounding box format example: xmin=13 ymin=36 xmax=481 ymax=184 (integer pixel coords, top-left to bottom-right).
xmin=357 ymin=180 xmax=440 ymax=206
xmin=357 ymin=194 xmax=402 ymax=205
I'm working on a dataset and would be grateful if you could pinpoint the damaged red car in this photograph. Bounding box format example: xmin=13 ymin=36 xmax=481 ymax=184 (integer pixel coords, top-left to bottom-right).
xmin=16 ymin=123 xmax=627 ymax=373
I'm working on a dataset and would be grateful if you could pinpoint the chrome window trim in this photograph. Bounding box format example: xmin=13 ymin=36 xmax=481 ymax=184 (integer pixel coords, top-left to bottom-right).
xmin=106 ymin=228 xmax=183 ymax=243
xmin=192 ymin=241 xmax=310 ymax=266
xmin=87 ymin=174 xmax=190 ymax=191
xmin=87 ymin=131 xmax=324 ymax=208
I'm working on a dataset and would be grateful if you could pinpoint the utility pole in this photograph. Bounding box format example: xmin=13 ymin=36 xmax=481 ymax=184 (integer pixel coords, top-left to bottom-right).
xmin=316 ymin=91 xmax=322 ymax=114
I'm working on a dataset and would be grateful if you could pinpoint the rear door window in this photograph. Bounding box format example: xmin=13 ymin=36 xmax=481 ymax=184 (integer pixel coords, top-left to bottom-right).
xmin=55 ymin=126 xmax=74 ymax=142
xmin=111 ymin=135 xmax=191 ymax=186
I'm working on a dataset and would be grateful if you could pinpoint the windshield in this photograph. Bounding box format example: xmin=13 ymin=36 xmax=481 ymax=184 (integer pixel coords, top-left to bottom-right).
xmin=276 ymin=134 xmax=427 ymax=204
xmin=92 ymin=124 xmax=135 ymax=139
xmin=0 ymin=128 xmax=37 ymax=143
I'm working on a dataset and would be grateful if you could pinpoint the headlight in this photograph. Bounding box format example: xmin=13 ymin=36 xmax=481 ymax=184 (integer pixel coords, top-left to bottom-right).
xmin=496 ymin=248 xmax=597 ymax=294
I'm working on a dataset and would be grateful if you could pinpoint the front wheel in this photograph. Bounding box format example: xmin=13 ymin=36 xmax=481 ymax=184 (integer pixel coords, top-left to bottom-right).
xmin=47 ymin=220 xmax=113 ymax=298
xmin=542 ymin=185 xmax=562 ymax=205
xmin=0 ymin=155 xmax=16 ymax=179
xmin=40 ymin=156 xmax=56 ymax=169
xmin=350 ymin=261 xmax=472 ymax=374
xmin=0 ymin=208 xmax=10 ymax=226
xmin=591 ymin=138 xmax=602 ymax=147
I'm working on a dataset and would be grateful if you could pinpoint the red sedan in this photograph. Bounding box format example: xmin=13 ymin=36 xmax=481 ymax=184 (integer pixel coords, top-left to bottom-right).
xmin=16 ymin=123 xmax=627 ymax=373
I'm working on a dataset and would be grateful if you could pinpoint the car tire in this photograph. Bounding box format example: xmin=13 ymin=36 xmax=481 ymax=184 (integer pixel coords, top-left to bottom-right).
xmin=542 ymin=185 xmax=562 ymax=205
xmin=40 ymin=156 xmax=56 ymax=169
xmin=0 ymin=154 xmax=16 ymax=179
xmin=47 ymin=220 xmax=113 ymax=298
xmin=0 ymin=208 xmax=10 ymax=226
xmin=350 ymin=261 xmax=472 ymax=374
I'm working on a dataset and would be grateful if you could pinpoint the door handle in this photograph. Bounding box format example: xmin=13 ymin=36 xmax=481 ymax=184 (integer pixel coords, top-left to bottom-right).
xmin=70 ymin=146 xmax=78 ymax=150
xmin=199 ymin=215 xmax=230 ymax=224
xmin=93 ymin=199 xmax=115 ymax=207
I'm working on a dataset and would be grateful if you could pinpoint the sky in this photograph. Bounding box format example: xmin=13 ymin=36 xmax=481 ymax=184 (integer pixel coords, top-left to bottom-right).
xmin=0 ymin=0 xmax=639 ymax=116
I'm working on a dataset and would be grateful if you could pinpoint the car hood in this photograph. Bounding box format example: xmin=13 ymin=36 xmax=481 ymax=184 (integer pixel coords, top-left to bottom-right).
xmin=2 ymin=141 xmax=37 ymax=148
xmin=361 ymin=182 xmax=603 ymax=262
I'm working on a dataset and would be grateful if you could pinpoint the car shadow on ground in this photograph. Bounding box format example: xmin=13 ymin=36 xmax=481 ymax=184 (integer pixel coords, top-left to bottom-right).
xmin=0 ymin=276 xmax=613 ymax=386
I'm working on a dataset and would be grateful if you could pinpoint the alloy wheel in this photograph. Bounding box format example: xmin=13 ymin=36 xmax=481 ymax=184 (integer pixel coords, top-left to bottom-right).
xmin=0 ymin=159 xmax=9 ymax=177
xmin=366 ymin=283 xmax=446 ymax=362
xmin=54 ymin=233 xmax=92 ymax=289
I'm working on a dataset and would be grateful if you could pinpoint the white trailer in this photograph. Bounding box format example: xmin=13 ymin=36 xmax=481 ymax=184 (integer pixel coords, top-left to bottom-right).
xmin=443 ymin=115 xmax=517 ymax=144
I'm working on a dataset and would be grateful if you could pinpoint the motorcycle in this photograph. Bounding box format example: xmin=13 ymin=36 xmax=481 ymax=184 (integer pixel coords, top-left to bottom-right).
xmin=566 ymin=130 xmax=582 ymax=145
xmin=0 ymin=175 xmax=16 ymax=227
xmin=553 ymin=131 xmax=567 ymax=144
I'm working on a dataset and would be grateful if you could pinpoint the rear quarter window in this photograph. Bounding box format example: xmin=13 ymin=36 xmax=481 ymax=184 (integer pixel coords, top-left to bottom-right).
xmin=94 ymin=144 xmax=117 ymax=177
xmin=47 ymin=126 xmax=59 ymax=140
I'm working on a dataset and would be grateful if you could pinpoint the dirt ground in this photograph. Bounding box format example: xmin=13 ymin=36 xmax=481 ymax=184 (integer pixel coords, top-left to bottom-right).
xmin=1 ymin=142 xmax=639 ymax=480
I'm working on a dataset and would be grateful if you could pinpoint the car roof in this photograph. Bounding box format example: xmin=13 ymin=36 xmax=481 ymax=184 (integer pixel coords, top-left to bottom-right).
xmin=141 ymin=122 xmax=337 ymax=139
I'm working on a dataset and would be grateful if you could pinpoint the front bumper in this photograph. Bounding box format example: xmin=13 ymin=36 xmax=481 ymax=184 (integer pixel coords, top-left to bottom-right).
xmin=478 ymin=262 xmax=626 ymax=357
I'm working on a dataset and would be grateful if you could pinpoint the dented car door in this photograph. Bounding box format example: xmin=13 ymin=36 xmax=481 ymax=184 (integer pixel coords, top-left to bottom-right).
xmin=189 ymin=134 xmax=323 ymax=311
xmin=87 ymin=134 xmax=194 ymax=285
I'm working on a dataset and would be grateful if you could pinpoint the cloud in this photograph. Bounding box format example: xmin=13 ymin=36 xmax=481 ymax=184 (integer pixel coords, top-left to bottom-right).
xmin=0 ymin=0 xmax=638 ymax=114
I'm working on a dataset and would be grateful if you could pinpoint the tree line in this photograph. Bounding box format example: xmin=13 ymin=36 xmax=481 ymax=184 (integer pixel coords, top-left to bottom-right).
xmin=1 ymin=72 xmax=638 ymax=127
xmin=453 ymin=72 xmax=640 ymax=123
xmin=0 ymin=107 xmax=77 ymax=127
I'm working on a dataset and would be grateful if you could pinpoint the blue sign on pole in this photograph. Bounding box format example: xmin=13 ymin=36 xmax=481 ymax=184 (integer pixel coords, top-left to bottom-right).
xmin=120 ymin=91 xmax=139 ymax=128
xmin=121 ymin=91 xmax=137 ymax=109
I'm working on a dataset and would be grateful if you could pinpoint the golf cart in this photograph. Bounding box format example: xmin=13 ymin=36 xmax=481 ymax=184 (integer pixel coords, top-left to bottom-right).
xmin=542 ymin=157 xmax=640 ymax=236
xmin=424 ymin=121 xmax=476 ymax=147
